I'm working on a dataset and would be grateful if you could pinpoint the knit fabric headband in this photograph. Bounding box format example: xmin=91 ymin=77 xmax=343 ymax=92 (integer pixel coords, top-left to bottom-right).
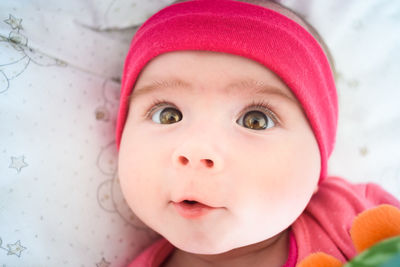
xmin=116 ymin=0 xmax=338 ymax=183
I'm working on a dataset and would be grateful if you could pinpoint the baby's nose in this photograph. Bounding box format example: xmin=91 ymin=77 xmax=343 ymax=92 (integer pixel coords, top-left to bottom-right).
xmin=171 ymin=142 xmax=224 ymax=173
xmin=177 ymin=156 xmax=214 ymax=168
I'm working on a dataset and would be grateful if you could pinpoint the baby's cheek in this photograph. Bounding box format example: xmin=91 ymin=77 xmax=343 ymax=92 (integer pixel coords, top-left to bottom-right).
xmin=119 ymin=143 xmax=167 ymax=217
xmin=118 ymin=161 xmax=140 ymax=207
xmin=118 ymin=148 xmax=145 ymax=204
xmin=229 ymin=152 xmax=315 ymax=228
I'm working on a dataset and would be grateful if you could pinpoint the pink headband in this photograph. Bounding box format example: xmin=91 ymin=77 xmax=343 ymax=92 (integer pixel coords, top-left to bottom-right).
xmin=116 ymin=0 xmax=338 ymax=183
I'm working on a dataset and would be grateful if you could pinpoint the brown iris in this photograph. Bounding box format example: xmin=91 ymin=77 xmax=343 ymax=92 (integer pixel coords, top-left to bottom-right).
xmin=159 ymin=108 xmax=182 ymax=124
xmin=243 ymin=111 xmax=268 ymax=130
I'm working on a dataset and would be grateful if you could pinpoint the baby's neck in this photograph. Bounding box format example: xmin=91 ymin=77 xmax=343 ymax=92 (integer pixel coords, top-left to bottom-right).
xmin=162 ymin=229 xmax=289 ymax=267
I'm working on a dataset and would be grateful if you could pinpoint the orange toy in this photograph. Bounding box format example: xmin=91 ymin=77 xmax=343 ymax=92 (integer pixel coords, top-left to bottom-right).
xmin=297 ymin=204 xmax=400 ymax=267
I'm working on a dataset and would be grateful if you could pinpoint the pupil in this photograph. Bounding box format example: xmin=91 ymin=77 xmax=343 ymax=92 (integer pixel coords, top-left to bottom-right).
xmin=252 ymin=119 xmax=260 ymax=127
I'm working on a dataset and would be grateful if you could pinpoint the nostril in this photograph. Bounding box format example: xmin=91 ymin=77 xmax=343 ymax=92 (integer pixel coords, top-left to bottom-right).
xmin=201 ymin=159 xmax=214 ymax=168
xmin=178 ymin=156 xmax=189 ymax=165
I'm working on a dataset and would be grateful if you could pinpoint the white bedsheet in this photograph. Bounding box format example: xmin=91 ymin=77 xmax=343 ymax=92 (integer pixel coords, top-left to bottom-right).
xmin=1 ymin=0 xmax=399 ymax=266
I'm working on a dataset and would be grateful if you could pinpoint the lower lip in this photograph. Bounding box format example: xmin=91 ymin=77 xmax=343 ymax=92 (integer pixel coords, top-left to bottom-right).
xmin=173 ymin=201 xmax=216 ymax=219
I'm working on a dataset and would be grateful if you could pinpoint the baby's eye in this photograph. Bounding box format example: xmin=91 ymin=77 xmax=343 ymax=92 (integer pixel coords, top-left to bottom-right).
xmin=151 ymin=106 xmax=182 ymax=124
xmin=146 ymin=100 xmax=277 ymax=129
xmin=236 ymin=109 xmax=276 ymax=130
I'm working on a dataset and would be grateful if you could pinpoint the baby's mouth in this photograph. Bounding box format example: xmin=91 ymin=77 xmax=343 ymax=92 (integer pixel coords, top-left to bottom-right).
xmin=179 ymin=199 xmax=207 ymax=208
xmin=172 ymin=199 xmax=217 ymax=219
xmin=183 ymin=200 xmax=198 ymax=205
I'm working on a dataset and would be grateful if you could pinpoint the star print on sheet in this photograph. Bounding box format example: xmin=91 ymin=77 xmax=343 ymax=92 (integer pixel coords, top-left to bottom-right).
xmin=96 ymin=257 xmax=111 ymax=267
xmin=9 ymin=155 xmax=28 ymax=173
xmin=3 ymin=14 xmax=23 ymax=31
xmin=1 ymin=14 xmax=67 ymax=94
xmin=1 ymin=240 xmax=27 ymax=257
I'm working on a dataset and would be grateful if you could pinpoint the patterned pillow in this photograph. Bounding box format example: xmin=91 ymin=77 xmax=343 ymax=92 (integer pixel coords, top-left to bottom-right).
xmin=1 ymin=0 xmax=399 ymax=266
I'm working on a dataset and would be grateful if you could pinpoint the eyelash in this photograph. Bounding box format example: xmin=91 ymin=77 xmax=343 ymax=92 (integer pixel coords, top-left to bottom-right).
xmin=144 ymin=98 xmax=178 ymax=118
xmin=144 ymin=98 xmax=279 ymax=124
xmin=241 ymin=100 xmax=279 ymax=124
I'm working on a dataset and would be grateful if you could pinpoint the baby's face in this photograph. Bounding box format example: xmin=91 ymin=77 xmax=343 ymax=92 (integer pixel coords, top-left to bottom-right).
xmin=118 ymin=51 xmax=320 ymax=254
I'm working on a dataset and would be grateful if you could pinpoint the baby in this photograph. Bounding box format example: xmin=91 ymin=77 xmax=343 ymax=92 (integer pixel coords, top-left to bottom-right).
xmin=115 ymin=0 xmax=400 ymax=266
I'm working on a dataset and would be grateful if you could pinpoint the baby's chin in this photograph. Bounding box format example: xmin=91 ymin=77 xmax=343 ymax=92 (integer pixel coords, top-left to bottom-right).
xmin=172 ymin=237 xmax=243 ymax=255
xmin=173 ymin=240 xmax=246 ymax=255
xmin=166 ymin=223 xmax=287 ymax=255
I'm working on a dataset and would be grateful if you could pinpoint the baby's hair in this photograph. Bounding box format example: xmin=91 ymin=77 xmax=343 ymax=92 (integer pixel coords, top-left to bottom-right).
xmin=172 ymin=0 xmax=337 ymax=80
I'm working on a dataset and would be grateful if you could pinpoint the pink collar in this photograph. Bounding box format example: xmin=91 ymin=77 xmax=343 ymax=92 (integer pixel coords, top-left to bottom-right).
xmin=128 ymin=229 xmax=298 ymax=266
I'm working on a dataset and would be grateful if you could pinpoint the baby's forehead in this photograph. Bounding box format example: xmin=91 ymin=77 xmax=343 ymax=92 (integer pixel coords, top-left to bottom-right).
xmin=130 ymin=51 xmax=299 ymax=106
xmin=134 ymin=77 xmax=296 ymax=103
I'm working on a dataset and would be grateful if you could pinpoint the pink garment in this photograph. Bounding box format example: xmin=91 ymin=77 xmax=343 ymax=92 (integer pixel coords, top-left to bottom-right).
xmin=128 ymin=229 xmax=297 ymax=267
xmin=127 ymin=177 xmax=400 ymax=266
xmin=292 ymin=176 xmax=400 ymax=263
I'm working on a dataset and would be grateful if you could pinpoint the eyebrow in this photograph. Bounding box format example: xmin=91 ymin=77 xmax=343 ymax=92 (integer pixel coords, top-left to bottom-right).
xmin=129 ymin=78 xmax=297 ymax=103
